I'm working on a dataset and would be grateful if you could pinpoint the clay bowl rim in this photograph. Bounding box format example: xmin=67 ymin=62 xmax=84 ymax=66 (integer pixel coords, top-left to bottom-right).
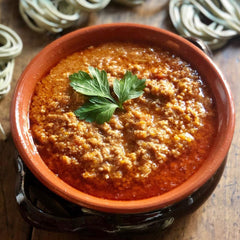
xmin=11 ymin=23 xmax=235 ymax=214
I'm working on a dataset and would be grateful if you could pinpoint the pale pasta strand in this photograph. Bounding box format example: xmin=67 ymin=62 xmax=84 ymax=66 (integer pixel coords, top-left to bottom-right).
xmin=169 ymin=0 xmax=240 ymax=50
xmin=0 ymin=24 xmax=23 ymax=140
xmin=19 ymin=0 xmax=145 ymax=33
xmin=67 ymin=0 xmax=111 ymax=12
xmin=19 ymin=0 xmax=87 ymax=33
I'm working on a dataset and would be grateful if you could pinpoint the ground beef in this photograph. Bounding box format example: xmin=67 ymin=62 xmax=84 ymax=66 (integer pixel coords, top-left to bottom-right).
xmin=29 ymin=42 xmax=217 ymax=200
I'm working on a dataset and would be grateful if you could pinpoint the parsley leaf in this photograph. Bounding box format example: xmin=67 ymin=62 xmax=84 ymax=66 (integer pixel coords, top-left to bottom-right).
xmin=74 ymin=97 xmax=118 ymax=124
xmin=113 ymin=71 xmax=146 ymax=109
xmin=70 ymin=66 xmax=115 ymax=102
xmin=69 ymin=66 xmax=146 ymax=124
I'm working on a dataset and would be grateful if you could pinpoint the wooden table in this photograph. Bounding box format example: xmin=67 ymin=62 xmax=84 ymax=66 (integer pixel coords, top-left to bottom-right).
xmin=1 ymin=0 xmax=239 ymax=239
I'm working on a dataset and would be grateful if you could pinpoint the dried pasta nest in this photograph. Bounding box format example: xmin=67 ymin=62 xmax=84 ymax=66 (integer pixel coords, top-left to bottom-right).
xmin=0 ymin=24 xmax=23 ymax=139
xmin=169 ymin=0 xmax=240 ymax=50
xmin=67 ymin=0 xmax=112 ymax=12
xmin=19 ymin=0 xmax=145 ymax=33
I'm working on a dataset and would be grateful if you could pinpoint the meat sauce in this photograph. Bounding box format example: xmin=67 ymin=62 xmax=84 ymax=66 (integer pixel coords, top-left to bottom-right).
xmin=29 ymin=42 xmax=217 ymax=200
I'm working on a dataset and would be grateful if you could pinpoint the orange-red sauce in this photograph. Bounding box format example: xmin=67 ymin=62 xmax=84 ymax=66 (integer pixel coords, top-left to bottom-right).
xmin=30 ymin=42 xmax=217 ymax=200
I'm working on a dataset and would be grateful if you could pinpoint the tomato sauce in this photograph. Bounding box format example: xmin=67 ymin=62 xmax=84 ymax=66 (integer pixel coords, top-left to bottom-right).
xmin=30 ymin=42 xmax=217 ymax=200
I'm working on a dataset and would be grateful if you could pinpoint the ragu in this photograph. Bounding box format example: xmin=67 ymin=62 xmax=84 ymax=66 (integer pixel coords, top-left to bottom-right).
xmin=29 ymin=42 xmax=217 ymax=200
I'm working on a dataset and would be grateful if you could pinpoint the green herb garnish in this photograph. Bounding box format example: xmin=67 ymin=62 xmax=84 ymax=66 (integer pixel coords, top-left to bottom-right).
xmin=69 ymin=66 xmax=146 ymax=124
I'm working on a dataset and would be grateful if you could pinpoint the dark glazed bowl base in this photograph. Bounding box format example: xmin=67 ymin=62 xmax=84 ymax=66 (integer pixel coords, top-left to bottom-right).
xmin=15 ymin=155 xmax=227 ymax=234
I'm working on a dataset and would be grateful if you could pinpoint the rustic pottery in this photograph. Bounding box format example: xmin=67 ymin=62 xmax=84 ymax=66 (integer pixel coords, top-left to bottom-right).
xmin=11 ymin=23 xmax=235 ymax=231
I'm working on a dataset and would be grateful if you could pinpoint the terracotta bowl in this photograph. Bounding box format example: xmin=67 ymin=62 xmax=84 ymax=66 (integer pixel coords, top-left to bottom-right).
xmin=11 ymin=23 xmax=235 ymax=215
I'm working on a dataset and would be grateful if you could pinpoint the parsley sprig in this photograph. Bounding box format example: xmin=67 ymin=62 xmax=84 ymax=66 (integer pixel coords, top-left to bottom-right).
xmin=69 ymin=66 xmax=146 ymax=124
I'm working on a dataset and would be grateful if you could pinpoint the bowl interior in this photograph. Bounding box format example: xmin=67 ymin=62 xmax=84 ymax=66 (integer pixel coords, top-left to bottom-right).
xmin=11 ymin=23 xmax=235 ymax=213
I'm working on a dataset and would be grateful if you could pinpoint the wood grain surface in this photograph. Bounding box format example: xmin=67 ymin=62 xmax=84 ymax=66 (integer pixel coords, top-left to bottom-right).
xmin=0 ymin=0 xmax=240 ymax=239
